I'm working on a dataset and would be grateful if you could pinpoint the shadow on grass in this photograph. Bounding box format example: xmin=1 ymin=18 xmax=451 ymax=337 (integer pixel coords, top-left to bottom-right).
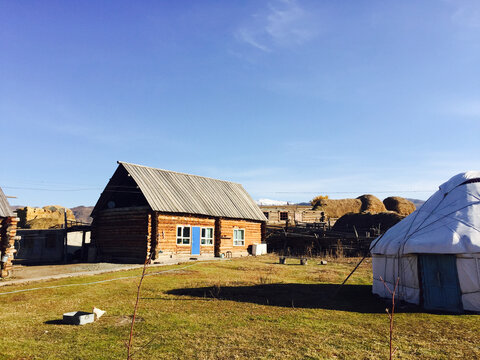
xmin=44 ymin=319 xmax=66 ymax=325
xmin=167 ymin=283 xmax=422 ymax=314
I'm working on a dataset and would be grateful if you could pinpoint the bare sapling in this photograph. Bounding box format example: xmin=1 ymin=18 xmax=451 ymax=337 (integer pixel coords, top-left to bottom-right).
xmin=126 ymin=252 xmax=152 ymax=359
xmin=380 ymin=276 xmax=399 ymax=360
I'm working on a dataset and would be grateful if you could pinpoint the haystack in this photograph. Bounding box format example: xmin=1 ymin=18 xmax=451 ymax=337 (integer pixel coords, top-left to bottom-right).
xmin=16 ymin=205 xmax=76 ymax=229
xmin=311 ymin=194 xmax=387 ymax=218
xmin=357 ymin=194 xmax=386 ymax=213
xmin=311 ymin=198 xmax=362 ymax=218
xmin=332 ymin=211 xmax=405 ymax=232
xmin=383 ymin=196 xmax=416 ymax=216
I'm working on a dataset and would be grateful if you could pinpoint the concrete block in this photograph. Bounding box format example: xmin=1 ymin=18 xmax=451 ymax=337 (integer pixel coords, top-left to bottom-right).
xmin=63 ymin=311 xmax=95 ymax=325
xmin=252 ymin=243 xmax=267 ymax=256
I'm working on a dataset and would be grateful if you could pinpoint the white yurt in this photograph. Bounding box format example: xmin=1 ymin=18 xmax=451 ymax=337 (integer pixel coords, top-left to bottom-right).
xmin=371 ymin=171 xmax=480 ymax=312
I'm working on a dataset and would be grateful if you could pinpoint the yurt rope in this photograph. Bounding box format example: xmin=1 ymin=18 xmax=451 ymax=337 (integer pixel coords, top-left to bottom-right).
xmin=334 ymin=233 xmax=386 ymax=297
xmin=393 ymin=190 xmax=451 ymax=298
xmin=403 ymin=200 xmax=480 ymax=245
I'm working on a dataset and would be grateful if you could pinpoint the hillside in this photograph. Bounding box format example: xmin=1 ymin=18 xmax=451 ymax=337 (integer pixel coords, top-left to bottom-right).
xmin=71 ymin=206 xmax=94 ymax=224
xmin=9 ymin=205 xmax=26 ymax=211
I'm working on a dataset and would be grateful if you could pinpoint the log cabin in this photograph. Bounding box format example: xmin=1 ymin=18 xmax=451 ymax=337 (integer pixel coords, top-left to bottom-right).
xmin=91 ymin=162 xmax=267 ymax=263
xmin=0 ymin=187 xmax=18 ymax=277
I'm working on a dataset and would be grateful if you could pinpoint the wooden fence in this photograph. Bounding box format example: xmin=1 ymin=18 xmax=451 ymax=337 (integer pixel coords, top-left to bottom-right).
xmin=265 ymin=225 xmax=379 ymax=257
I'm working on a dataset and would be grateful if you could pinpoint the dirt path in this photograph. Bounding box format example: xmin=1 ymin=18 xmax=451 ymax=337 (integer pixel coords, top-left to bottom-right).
xmin=1 ymin=256 xmax=218 ymax=287
xmin=11 ymin=263 xmax=139 ymax=280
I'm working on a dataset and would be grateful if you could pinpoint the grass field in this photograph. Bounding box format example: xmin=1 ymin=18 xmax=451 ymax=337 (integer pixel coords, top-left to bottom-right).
xmin=0 ymin=255 xmax=478 ymax=359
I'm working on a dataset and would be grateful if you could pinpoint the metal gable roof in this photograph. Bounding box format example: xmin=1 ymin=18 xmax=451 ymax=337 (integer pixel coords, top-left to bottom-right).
xmin=0 ymin=187 xmax=14 ymax=217
xmin=118 ymin=162 xmax=266 ymax=221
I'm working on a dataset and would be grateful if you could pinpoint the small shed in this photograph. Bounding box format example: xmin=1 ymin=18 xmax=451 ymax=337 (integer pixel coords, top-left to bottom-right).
xmin=91 ymin=162 xmax=267 ymax=263
xmin=0 ymin=187 xmax=18 ymax=277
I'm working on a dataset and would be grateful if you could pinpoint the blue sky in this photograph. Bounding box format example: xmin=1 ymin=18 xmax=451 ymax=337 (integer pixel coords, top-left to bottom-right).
xmin=1 ymin=0 xmax=480 ymax=207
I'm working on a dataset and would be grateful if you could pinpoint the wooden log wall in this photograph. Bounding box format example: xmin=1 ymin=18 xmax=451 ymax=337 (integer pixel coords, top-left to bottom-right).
xmin=0 ymin=216 xmax=18 ymax=278
xmin=260 ymin=206 xmax=311 ymax=225
xmin=147 ymin=212 xmax=152 ymax=258
xmin=301 ymin=210 xmax=326 ymax=223
xmin=93 ymin=208 xmax=266 ymax=261
xmin=155 ymin=213 xmax=216 ymax=256
xmin=92 ymin=207 xmax=149 ymax=263
xmin=218 ymin=219 xmax=263 ymax=257
xmin=260 ymin=206 xmax=337 ymax=226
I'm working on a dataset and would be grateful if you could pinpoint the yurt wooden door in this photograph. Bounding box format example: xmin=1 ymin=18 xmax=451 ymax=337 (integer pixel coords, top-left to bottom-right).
xmin=419 ymin=255 xmax=462 ymax=312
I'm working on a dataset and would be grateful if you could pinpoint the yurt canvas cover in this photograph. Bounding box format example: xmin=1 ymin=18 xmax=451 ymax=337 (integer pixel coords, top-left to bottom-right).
xmin=371 ymin=171 xmax=480 ymax=312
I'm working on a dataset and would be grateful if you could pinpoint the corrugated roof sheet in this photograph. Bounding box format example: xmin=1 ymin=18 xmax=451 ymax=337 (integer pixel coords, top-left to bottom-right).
xmin=0 ymin=187 xmax=14 ymax=217
xmin=118 ymin=162 xmax=266 ymax=221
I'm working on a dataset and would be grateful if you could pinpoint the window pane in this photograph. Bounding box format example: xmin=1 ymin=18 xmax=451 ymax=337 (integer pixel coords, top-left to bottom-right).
xmin=183 ymin=238 xmax=189 ymax=244
xmin=183 ymin=227 xmax=190 ymax=237
xmin=177 ymin=227 xmax=182 ymax=236
xmin=206 ymin=228 xmax=212 ymax=238
xmin=201 ymin=228 xmax=205 ymax=237
xmin=239 ymin=230 xmax=244 ymax=239
xmin=177 ymin=238 xmax=182 ymax=244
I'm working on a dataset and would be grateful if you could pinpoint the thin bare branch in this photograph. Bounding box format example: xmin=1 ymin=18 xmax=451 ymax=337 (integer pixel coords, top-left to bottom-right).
xmin=126 ymin=252 xmax=152 ymax=360
xmin=379 ymin=276 xmax=394 ymax=295
xmin=380 ymin=276 xmax=400 ymax=360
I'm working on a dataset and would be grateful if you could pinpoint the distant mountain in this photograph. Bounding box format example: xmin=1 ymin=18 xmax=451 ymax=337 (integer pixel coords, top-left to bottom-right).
xmin=257 ymin=199 xmax=312 ymax=206
xmin=10 ymin=205 xmax=26 ymax=212
xmin=257 ymin=198 xmax=289 ymax=206
xmin=406 ymin=198 xmax=425 ymax=209
xmin=71 ymin=206 xmax=94 ymax=224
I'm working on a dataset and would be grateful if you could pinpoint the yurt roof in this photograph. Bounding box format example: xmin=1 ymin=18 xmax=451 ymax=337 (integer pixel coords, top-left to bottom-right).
xmin=371 ymin=171 xmax=480 ymax=255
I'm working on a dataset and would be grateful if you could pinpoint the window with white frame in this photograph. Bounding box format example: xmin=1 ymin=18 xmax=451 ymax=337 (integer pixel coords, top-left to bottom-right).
xmin=176 ymin=226 xmax=191 ymax=245
xmin=233 ymin=229 xmax=245 ymax=246
xmin=201 ymin=227 xmax=214 ymax=245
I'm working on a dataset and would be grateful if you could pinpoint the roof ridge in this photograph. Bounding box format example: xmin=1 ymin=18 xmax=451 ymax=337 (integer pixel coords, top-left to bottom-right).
xmin=117 ymin=161 xmax=241 ymax=185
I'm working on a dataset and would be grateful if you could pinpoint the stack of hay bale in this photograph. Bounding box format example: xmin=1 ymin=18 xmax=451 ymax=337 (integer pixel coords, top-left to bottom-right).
xmin=324 ymin=195 xmax=417 ymax=233
xmin=383 ymin=196 xmax=416 ymax=216
xmin=16 ymin=205 xmax=76 ymax=229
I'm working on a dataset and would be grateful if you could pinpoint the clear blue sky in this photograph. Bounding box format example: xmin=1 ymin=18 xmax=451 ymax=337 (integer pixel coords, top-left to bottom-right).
xmin=1 ymin=0 xmax=480 ymax=207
